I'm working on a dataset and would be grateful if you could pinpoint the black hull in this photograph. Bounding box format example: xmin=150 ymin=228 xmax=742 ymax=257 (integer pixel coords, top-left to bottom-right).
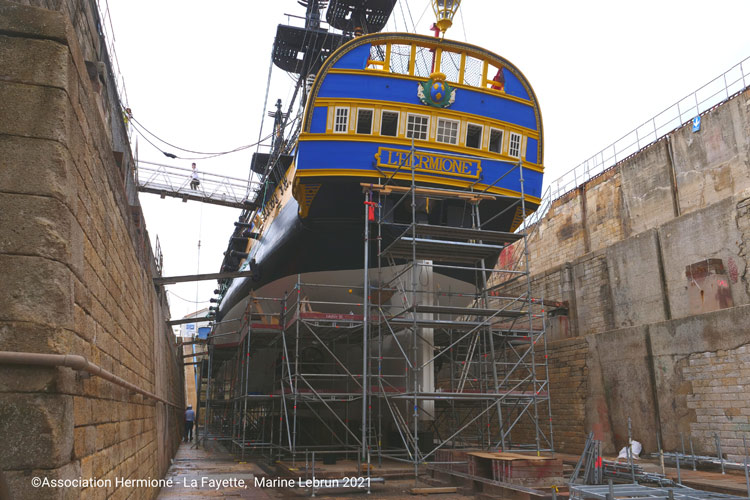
xmin=217 ymin=177 xmax=531 ymax=321
xmin=219 ymin=197 xmax=361 ymax=319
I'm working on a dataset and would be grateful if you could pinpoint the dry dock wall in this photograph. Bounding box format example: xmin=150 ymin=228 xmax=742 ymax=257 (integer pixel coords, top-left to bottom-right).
xmin=0 ymin=2 xmax=184 ymax=499
xmin=499 ymin=88 xmax=750 ymax=459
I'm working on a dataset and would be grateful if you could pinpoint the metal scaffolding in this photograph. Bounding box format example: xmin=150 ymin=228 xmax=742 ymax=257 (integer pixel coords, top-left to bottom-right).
xmin=362 ymin=149 xmax=554 ymax=477
xmin=196 ymin=151 xmax=556 ymax=478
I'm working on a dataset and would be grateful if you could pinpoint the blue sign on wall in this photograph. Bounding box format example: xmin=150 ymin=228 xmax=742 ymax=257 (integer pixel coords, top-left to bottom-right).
xmin=692 ymin=116 xmax=701 ymax=132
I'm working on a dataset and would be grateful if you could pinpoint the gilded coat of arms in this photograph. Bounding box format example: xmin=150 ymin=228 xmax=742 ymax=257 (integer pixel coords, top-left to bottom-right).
xmin=417 ymin=72 xmax=456 ymax=108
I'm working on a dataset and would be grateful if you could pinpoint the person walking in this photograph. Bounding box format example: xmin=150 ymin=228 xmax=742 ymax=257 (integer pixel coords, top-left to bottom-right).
xmin=190 ymin=163 xmax=200 ymax=190
xmin=184 ymin=405 xmax=195 ymax=442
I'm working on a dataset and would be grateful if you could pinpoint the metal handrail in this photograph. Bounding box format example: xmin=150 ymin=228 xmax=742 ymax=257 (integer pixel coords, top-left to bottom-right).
xmin=0 ymin=351 xmax=181 ymax=408
xmin=136 ymin=160 xmax=261 ymax=205
xmin=94 ymin=0 xmax=129 ymax=107
xmin=526 ymin=55 xmax=750 ymax=229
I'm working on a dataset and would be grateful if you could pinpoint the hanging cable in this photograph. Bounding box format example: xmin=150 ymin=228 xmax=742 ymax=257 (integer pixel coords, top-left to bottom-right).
xmin=256 ymin=45 xmax=276 ymax=158
xmin=413 ymin=1 xmax=431 ymax=32
xmin=390 ymin=0 xmax=399 ymax=32
xmin=129 ymin=120 xmax=273 ymax=160
xmin=167 ymin=290 xmax=210 ymax=305
xmin=459 ymin=3 xmax=467 ymax=41
xmin=128 ymin=121 xmax=179 ymax=158
xmin=398 ymin=0 xmax=409 ymax=33
xmin=130 ymin=116 xmax=254 ymax=156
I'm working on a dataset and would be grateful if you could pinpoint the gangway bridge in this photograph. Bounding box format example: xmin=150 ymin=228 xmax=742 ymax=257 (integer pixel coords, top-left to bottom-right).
xmin=136 ymin=160 xmax=260 ymax=209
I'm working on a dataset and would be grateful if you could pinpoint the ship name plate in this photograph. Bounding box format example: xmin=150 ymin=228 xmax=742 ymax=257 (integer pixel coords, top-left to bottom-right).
xmin=374 ymin=147 xmax=481 ymax=180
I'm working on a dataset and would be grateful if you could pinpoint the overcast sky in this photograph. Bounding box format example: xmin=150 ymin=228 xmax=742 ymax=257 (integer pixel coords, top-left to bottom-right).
xmin=106 ymin=0 xmax=750 ymax=323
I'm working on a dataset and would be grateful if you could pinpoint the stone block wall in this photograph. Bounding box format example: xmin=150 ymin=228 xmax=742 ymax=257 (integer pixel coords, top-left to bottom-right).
xmin=510 ymin=306 xmax=750 ymax=458
xmin=524 ymin=88 xmax=750 ymax=278
xmin=545 ymin=338 xmax=589 ymax=453
xmin=0 ymin=2 xmax=184 ymax=498
xmin=647 ymin=304 xmax=750 ymax=460
xmin=672 ymin=97 xmax=750 ymax=215
xmin=499 ymin=337 xmax=589 ymax=453
xmin=494 ymin=87 xmax=750 ymax=455
xmin=682 ymin=343 xmax=750 ymax=461
xmin=520 ymin=189 xmax=750 ymax=346
xmin=582 ymin=167 xmax=627 ymax=252
xmin=619 ymin=140 xmax=677 ymax=234
xmin=606 ymin=230 xmax=667 ymax=328
xmin=572 ymin=253 xmax=613 ymax=336
xmin=522 ymin=188 xmax=587 ymax=274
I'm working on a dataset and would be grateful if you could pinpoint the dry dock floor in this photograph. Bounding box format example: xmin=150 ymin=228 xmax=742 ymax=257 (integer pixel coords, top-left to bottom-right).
xmin=157 ymin=442 xmax=273 ymax=498
xmin=157 ymin=442 xmax=475 ymax=499
xmin=158 ymin=447 xmax=750 ymax=499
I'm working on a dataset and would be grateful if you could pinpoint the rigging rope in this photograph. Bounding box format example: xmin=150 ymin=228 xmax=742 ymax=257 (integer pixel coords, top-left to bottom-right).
xmin=398 ymin=0 xmax=409 ymax=33
xmin=129 ymin=119 xmax=273 ymax=161
xmin=413 ymin=1 xmax=430 ymax=32
xmin=459 ymin=3 xmax=467 ymax=41
xmin=167 ymin=290 xmax=210 ymax=305
xmin=130 ymin=116 xmax=250 ymax=156
xmin=256 ymin=44 xmax=276 ymax=159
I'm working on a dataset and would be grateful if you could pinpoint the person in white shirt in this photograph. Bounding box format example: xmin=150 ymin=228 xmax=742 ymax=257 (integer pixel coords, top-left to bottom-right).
xmin=190 ymin=163 xmax=200 ymax=190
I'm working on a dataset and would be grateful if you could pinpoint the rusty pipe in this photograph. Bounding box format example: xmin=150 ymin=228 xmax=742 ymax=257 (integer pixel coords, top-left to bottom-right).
xmin=0 ymin=351 xmax=181 ymax=408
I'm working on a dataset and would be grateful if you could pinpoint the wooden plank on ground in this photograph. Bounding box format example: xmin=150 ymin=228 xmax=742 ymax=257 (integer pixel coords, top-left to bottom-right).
xmin=466 ymin=451 xmax=556 ymax=461
xmin=409 ymin=486 xmax=458 ymax=495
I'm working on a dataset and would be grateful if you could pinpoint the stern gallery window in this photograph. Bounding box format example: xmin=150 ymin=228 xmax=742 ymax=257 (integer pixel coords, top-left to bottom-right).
xmin=436 ymin=118 xmax=459 ymax=145
xmin=509 ymin=132 xmax=522 ymax=158
xmin=334 ymin=107 xmax=349 ymax=133
xmin=406 ymin=114 xmax=429 ymax=140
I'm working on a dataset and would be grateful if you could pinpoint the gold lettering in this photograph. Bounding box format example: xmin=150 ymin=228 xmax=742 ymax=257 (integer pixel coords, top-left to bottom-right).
xmin=397 ymin=152 xmax=407 ymax=168
xmin=376 ymin=148 xmax=480 ymax=178
xmin=427 ymin=156 xmax=439 ymax=171
xmin=391 ymin=150 xmax=398 ymax=167
xmin=419 ymin=154 xmax=431 ymax=170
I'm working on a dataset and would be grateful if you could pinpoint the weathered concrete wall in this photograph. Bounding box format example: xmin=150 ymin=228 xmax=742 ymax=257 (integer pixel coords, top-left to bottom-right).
xmin=537 ymin=303 xmax=750 ymax=460
xmin=672 ymin=97 xmax=750 ymax=215
xmin=525 ymin=88 xmax=750 ymax=270
xmin=619 ymin=140 xmax=677 ymax=234
xmin=498 ymin=87 xmax=750 ymax=457
xmin=606 ymin=230 xmax=667 ymax=328
xmin=526 ymin=188 xmax=750 ymax=341
xmin=661 ymin=196 xmax=749 ymax=318
xmin=0 ymin=2 xmax=184 ymax=498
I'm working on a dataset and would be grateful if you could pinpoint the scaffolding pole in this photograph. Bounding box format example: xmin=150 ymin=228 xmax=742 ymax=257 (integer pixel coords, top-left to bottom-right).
xmin=201 ymin=152 xmax=554 ymax=477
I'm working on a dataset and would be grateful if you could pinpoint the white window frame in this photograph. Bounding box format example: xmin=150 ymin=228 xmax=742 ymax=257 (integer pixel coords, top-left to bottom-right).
xmin=380 ymin=109 xmax=399 ymax=137
xmin=356 ymin=108 xmax=374 ymax=135
xmin=436 ymin=117 xmax=460 ymax=145
xmin=508 ymin=132 xmax=522 ymax=158
xmin=406 ymin=113 xmax=429 ymax=141
xmin=333 ymin=106 xmax=349 ymax=133
xmin=465 ymin=122 xmax=483 ymax=149
xmin=488 ymin=128 xmax=504 ymax=154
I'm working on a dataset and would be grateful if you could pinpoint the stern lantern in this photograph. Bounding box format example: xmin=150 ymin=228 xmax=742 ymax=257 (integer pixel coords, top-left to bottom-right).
xmin=431 ymin=0 xmax=461 ymax=35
